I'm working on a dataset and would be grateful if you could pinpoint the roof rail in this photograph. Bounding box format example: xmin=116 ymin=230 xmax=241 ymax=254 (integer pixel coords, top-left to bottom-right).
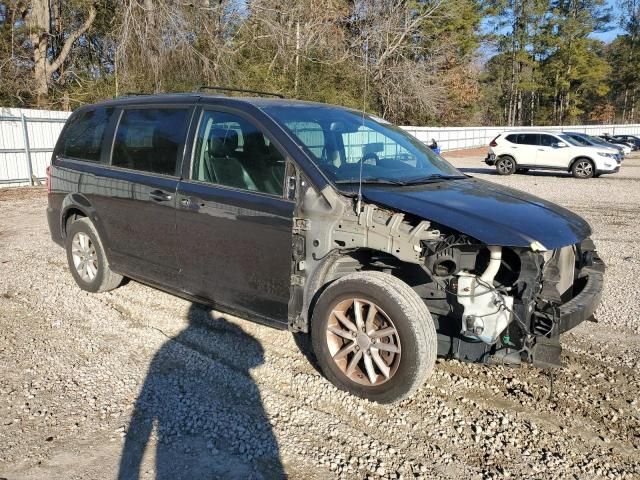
xmin=117 ymin=92 xmax=152 ymax=98
xmin=197 ymin=86 xmax=285 ymax=99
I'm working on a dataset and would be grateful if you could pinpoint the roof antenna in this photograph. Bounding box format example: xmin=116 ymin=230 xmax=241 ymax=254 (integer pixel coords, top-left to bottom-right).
xmin=356 ymin=37 xmax=369 ymax=217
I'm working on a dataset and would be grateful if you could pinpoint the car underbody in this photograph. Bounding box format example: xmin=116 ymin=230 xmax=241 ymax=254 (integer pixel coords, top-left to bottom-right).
xmin=289 ymin=176 xmax=605 ymax=370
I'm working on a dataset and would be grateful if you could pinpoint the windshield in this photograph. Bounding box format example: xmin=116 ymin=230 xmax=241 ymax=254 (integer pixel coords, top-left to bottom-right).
xmin=261 ymin=105 xmax=462 ymax=184
xmin=558 ymin=134 xmax=581 ymax=146
xmin=566 ymin=133 xmax=592 ymax=146
xmin=588 ymin=135 xmax=617 ymax=148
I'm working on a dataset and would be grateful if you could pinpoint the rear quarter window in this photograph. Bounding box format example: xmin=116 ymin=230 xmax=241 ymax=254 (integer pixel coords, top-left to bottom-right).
xmin=57 ymin=108 xmax=114 ymax=162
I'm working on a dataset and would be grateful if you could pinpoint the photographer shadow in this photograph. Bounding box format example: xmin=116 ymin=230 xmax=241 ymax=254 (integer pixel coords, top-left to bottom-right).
xmin=118 ymin=303 xmax=285 ymax=479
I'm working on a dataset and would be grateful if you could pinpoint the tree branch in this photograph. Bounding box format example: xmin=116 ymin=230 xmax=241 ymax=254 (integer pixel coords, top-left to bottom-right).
xmin=48 ymin=3 xmax=97 ymax=74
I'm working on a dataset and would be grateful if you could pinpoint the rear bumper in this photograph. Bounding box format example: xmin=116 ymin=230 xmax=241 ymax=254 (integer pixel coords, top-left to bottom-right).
xmin=47 ymin=206 xmax=64 ymax=247
xmin=485 ymin=153 xmax=496 ymax=166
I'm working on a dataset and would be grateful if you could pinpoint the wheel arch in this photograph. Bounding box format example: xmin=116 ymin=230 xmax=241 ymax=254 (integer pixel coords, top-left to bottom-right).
xmin=302 ymin=249 xmax=428 ymax=332
xmin=59 ymin=193 xmax=105 ymax=242
xmin=497 ymin=153 xmax=516 ymax=162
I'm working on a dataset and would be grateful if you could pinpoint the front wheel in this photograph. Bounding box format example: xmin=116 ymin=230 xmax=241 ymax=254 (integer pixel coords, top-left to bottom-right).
xmin=496 ymin=156 xmax=516 ymax=175
xmin=311 ymin=271 xmax=437 ymax=403
xmin=572 ymin=159 xmax=594 ymax=178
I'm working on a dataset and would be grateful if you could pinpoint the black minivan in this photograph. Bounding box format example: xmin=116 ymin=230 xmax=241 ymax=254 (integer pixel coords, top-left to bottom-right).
xmin=47 ymin=92 xmax=604 ymax=403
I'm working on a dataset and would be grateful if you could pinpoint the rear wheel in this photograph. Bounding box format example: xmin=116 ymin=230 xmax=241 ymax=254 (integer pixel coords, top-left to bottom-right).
xmin=65 ymin=217 xmax=123 ymax=293
xmin=571 ymin=159 xmax=594 ymax=179
xmin=311 ymin=271 xmax=437 ymax=403
xmin=496 ymin=156 xmax=516 ymax=175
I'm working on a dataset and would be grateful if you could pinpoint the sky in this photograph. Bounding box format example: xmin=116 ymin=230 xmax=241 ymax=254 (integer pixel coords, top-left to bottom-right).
xmin=590 ymin=0 xmax=625 ymax=42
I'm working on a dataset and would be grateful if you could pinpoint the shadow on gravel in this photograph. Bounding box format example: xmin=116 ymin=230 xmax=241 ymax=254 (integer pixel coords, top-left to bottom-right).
xmin=118 ymin=303 xmax=284 ymax=480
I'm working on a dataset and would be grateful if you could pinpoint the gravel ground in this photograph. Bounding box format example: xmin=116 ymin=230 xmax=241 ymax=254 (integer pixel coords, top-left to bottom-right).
xmin=1 ymin=152 xmax=640 ymax=480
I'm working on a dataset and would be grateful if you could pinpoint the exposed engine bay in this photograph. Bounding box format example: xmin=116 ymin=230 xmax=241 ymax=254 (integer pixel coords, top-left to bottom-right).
xmin=418 ymin=236 xmax=603 ymax=368
xmin=290 ymin=181 xmax=605 ymax=370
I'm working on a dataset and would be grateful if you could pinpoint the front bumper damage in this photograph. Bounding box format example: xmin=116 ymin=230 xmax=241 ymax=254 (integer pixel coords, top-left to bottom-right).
xmin=530 ymin=244 xmax=605 ymax=368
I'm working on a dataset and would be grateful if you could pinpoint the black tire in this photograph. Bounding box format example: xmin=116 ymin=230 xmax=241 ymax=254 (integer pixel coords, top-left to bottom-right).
xmin=571 ymin=158 xmax=595 ymax=179
xmin=495 ymin=156 xmax=516 ymax=175
xmin=65 ymin=217 xmax=123 ymax=293
xmin=310 ymin=271 xmax=437 ymax=403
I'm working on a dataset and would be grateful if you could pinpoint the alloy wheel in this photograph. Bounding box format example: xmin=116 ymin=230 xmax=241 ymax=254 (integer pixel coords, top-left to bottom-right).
xmin=71 ymin=232 xmax=98 ymax=282
xmin=325 ymin=298 xmax=401 ymax=386
xmin=498 ymin=158 xmax=514 ymax=174
xmin=575 ymin=161 xmax=593 ymax=178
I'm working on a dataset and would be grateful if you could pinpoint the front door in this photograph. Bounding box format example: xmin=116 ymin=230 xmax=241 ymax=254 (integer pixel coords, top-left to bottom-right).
xmin=176 ymin=108 xmax=294 ymax=324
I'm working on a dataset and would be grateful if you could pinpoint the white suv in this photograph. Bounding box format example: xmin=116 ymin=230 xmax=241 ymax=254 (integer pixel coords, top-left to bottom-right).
xmin=485 ymin=131 xmax=621 ymax=178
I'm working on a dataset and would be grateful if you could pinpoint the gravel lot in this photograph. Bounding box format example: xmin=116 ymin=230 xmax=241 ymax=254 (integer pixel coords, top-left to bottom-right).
xmin=1 ymin=151 xmax=640 ymax=480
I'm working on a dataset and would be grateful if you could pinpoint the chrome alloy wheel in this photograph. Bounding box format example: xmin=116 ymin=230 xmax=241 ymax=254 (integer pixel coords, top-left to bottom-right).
xmin=326 ymin=298 xmax=401 ymax=386
xmin=71 ymin=232 xmax=98 ymax=282
xmin=497 ymin=157 xmax=514 ymax=174
xmin=575 ymin=160 xmax=593 ymax=177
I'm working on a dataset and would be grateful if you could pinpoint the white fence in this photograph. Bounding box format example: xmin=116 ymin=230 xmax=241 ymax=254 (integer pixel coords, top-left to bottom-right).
xmin=1 ymin=106 xmax=640 ymax=187
xmin=401 ymin=124 xmax=640 ymax=152
xmin=0 ymin=108 xmax=70 ymax=187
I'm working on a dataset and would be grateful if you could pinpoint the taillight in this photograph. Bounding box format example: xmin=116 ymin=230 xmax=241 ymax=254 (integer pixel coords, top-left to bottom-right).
xmin=489 ymin=135 xmax=500 ymax=147
xmin=46 ymin=165 xmax=52 ymax=193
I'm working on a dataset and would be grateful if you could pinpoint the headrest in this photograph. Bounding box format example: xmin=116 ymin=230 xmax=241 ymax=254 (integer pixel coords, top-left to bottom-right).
xmin=208 ymin=128 xmax=238 ymax=156
xmin=267 ymin=141 xmax=280 ymax=158
xmin=153 ymin=129 xmax=175 ymax=148
xmin=243 ymin=131 xmax=268 ymax=156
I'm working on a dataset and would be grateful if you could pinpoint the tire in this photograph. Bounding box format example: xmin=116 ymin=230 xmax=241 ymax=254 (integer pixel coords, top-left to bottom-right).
xmin=571 ymin=158 xmax=594 ymax=179
xmin=310 ymin=271 xmax=437 ymax=403
xmin=65 ymin=217 xmax=123 ymax=293
xmin=495 ymin=156 xmax=516 ymax=175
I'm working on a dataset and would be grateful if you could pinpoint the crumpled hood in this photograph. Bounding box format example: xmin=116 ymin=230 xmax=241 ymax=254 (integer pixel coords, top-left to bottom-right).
xmin=361 ymin=177 xmax=591 ymax=249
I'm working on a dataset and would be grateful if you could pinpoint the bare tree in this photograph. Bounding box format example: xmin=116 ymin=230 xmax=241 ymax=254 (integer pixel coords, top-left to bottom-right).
xmin=113 ymin=0 xmax=242 ymax=94
xmin=21 ymin=0 xmax=97 ymax=105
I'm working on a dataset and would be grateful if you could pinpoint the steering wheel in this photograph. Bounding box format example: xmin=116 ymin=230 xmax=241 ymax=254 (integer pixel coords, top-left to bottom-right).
xmin=362 ymin=152 xmax=379 ymax=165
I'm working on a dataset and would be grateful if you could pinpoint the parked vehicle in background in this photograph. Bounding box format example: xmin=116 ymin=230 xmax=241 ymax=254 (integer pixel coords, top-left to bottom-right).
xmin=611 ymin=134 xmax=640 ymax=150
xmin=597 ymin=135 xmax=633 ymax=155
xmin=486 ymin=130 xmax=621 ymax=178
xmin=47 ymin=92 xmax=605 ymax=403
xmin=563 ymin=132 xmax=626 ymax=159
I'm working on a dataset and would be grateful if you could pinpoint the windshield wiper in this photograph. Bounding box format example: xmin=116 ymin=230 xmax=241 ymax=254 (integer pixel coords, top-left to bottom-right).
xmin=400 ymin=174 xmax=466 ymax=184
xmin=334 ymin=177 xmax=408 ymax=185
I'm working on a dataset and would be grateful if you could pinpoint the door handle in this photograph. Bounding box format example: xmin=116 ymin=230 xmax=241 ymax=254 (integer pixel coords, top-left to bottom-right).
xmin=149 ymin=190 xmax=172 ymax=202
xmin=179 ymin=197 xmax=191 ymax=207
